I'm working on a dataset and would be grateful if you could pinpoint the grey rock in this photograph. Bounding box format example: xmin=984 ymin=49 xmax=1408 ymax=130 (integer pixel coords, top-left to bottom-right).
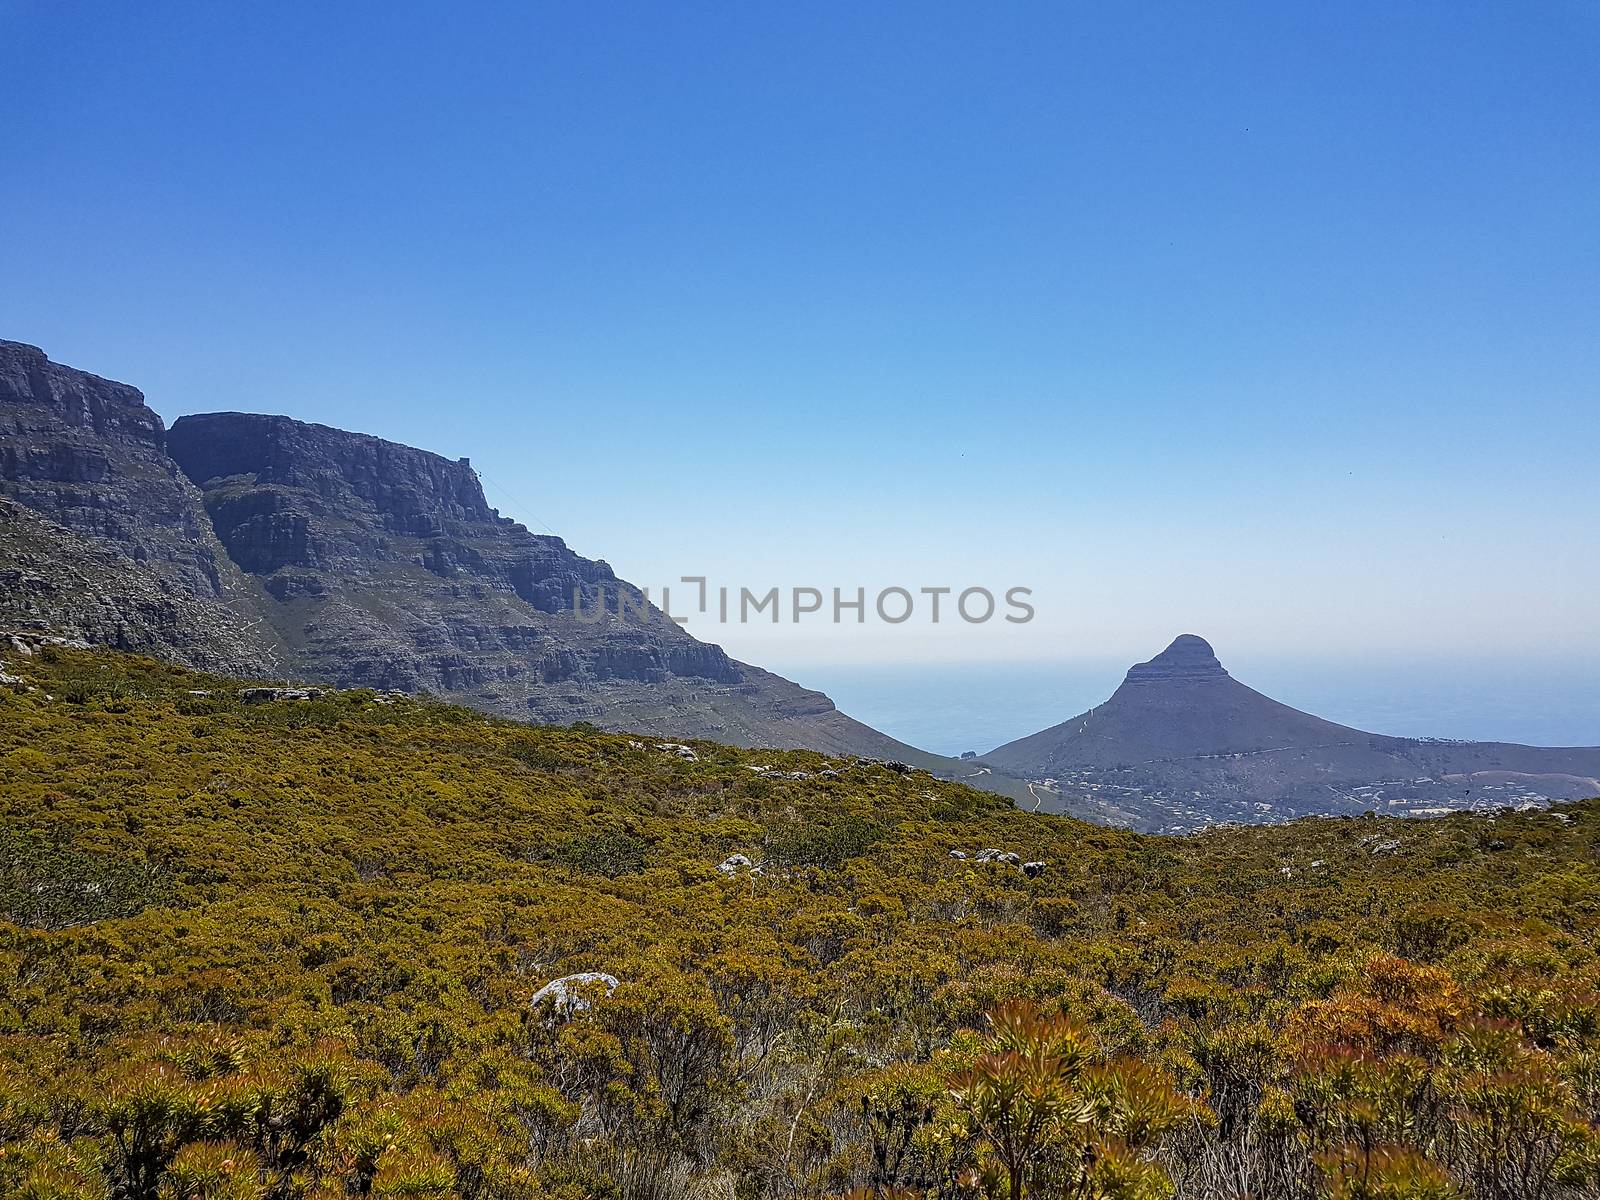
xmin=529 ymin=971 xmax=620 ymax=1018
xmin=0 ymin=343 xmax=281 ymax=677
xmin=238 ymin=687 xmax=325 ymax=703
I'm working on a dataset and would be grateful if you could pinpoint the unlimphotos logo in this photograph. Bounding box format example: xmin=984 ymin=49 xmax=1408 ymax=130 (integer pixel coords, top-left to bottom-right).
xmin=569 ymin=578 xmax=1034 ymax=625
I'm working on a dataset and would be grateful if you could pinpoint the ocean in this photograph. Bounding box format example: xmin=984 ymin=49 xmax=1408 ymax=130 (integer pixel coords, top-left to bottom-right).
xmin=780 ymin=659 xmax=1600 ymax=758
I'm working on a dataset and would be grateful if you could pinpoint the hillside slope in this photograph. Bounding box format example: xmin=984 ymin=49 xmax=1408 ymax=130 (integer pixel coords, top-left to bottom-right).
xmin=2 ymin=644 xmax=1599 ymax=1199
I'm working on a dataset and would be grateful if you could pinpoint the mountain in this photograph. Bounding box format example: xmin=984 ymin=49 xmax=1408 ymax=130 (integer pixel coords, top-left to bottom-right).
xmin=159 ymin=410 xmax=973 ymax=765
xmin=983 ymin=634 xmax=1600 ymax=832
xmin=0 ymin=340 xmax=282 ymax=675
xmin=0 ymin=338 xmax=979 ymax=775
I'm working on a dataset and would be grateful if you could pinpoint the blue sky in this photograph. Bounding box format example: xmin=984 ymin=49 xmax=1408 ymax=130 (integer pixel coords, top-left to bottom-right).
xmin=3 ymin=1 xmax=1597 ymax=672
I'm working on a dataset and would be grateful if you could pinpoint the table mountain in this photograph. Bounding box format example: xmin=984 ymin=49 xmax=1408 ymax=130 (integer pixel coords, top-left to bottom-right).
xmin=0 ymin=339 xmax=962 ymax=771
xmin=0 ymin=496 xmax=295 ymax=676
xmin=983 ymin=634 xmax=1600 ymax=831
xmin=164 ymin=409 xmax=957 ymax=760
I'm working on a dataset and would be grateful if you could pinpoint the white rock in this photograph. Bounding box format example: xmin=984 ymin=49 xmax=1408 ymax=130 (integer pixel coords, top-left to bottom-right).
xmin=530 ymin=972 xmax=620 ymax=1018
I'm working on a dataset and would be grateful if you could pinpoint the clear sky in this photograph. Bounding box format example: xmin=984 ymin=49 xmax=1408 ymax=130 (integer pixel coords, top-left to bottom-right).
xmin=3 ymin=1 xmax=1597 ymax=672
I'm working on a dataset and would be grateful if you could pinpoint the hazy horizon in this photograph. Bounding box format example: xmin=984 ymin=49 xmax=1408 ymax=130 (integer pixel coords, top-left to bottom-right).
xmin=771 ymin=653 xmax=1600 ymax=757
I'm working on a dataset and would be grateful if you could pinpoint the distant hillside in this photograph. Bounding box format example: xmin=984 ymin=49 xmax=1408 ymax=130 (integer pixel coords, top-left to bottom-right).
xmin=0 ymin=338 xmax=980 ymax=778
xmin=985 ymin=634 xmax=1600 ymax=831
xmin=3 ymin=643 xmax=1599 ymax=1199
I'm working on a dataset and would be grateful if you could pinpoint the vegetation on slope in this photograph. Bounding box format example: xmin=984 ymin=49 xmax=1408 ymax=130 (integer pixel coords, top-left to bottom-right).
xmin=2 ymin=647 xmax=1599 ymax=1199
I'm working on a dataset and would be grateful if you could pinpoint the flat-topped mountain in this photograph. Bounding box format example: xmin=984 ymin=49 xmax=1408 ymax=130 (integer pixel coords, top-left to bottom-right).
xmin=0 ymin=340 xmax=964 ymax=771
xmin=984 ymin=635 xmax=1600 ymax=831
xmin=163 ymin=408 xmax=951 ymax=760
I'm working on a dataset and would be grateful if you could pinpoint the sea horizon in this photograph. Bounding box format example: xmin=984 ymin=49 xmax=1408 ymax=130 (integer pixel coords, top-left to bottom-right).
xmin=772 ymin=656 xmax=1600 ymax=758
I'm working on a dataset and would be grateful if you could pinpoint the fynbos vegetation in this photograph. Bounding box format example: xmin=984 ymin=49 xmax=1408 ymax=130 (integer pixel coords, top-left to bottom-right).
xmin=3 ymin=647 xmax=1599 ymax=1199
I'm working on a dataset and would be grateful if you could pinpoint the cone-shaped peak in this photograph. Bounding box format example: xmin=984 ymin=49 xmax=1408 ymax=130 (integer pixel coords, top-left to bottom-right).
xmin=1122 ymin=634 xmax=1229 ymax=683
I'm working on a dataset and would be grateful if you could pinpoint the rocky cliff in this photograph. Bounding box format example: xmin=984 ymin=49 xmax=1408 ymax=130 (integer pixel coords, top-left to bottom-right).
xmin=2 ymin=341 xmax=227 ymax=595
xmin=0 ymin=497 xmax=281 ymax=676
xmin=0 ymin=341 xmax=281 ymax=674
xmin=0 ymin=341 xmax=966 ymax=774
xmin=165 ymin=411 xmax=749 ymax=707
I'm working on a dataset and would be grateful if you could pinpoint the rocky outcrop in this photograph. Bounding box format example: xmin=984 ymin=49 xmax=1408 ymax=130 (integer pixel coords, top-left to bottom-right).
xmin=1121 ymin=633 xmax=1230 ymax=684
xmin=529 ymin=972 xmax=620 ymax=1018
xmin=0 ymin=498 xmax=282 ymax=676
xmin=0 ymin=341 xmax=245 ymax=600
xmin=237 ymin=686 xmax=325 ymax=703
xmin=168 ymin=413 xmax=503 ymax=575
xmin=164 ymin=411 xmax=755 ymax=715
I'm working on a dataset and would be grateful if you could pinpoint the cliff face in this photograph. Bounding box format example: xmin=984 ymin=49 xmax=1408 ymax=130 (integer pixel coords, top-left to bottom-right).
xmin=0 ymin=342 xmax=282 ymax=674
xmin=0 ymin=497 xmax=283 ymax=676
xmin=168 ymin=412 xmax=497 ymax=555
xmin=0 ymin=340 xmax=227 ymax=595
xmin=165 ymin=411 xmax=747 ymax=708
xmin=168 ymin=413 xmax=625 ymax=614
xmin=0 ymin=340 xmax=966 ymax=776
